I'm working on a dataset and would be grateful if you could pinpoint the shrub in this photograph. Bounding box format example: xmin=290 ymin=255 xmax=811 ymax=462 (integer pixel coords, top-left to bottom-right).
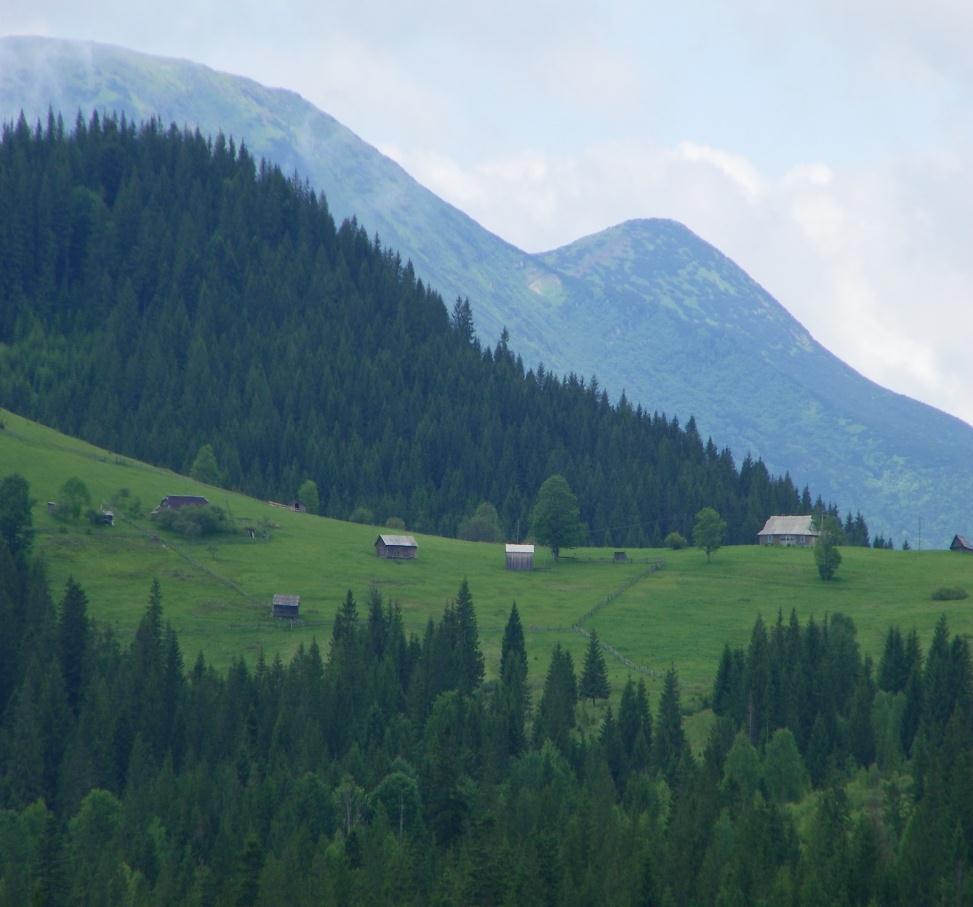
xmin=349 ymin=506 xmax=375 ymax=525
xmin=152 ymin=504 xmax=230 ymax=537
xmin=385 ymin=516 xmax=406 ymax=531
xmin=664 ymin=531 xmax=687 ymax=550
xmin=931 ymin=586 xmax=968 ymax=601
xmin=54 ymin=476 xmax=91 ymax=521
xmin=458 ymin=502 xmax=503 ymax=542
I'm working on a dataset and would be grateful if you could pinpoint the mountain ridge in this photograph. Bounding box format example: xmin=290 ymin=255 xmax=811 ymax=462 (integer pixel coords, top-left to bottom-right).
xmin=1 ymin=35 xmax=971 ymax=546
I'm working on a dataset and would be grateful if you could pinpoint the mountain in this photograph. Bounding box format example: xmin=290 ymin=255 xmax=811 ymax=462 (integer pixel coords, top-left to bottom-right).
xmin=1 ymin=35 xmax=970 ymax=546
xmin=0 ymin=114 xmax=811 ymax=545
xmin=539 ymin=220 xmax=973 ymax=549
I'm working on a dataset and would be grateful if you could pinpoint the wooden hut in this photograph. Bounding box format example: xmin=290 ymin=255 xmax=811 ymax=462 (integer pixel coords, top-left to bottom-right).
xmin=613 ymin=551 xmax=628 ymax=563
xmin=757 ymin=515 xmax=819 ymax=547
xmin=375 ymin=534 xmax=418 ymax=559
xmin=950 ymin=535 xmax=973 ymax=553
xmin=154 ymin=494 xmax=209 ymax=513
xmin=272 ymin=594 xmax=300 ymax=619
xmin=505 ymin=543 xmax=534 ymax=571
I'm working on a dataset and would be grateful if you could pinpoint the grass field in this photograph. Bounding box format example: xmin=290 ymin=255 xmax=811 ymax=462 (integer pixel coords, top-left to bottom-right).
xmin=3 ymin=409 xmax=972 ymax=714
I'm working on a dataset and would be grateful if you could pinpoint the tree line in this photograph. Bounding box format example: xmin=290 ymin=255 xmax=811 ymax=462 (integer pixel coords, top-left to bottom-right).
xmin=0 ymin=111 xmax=856 ymax=546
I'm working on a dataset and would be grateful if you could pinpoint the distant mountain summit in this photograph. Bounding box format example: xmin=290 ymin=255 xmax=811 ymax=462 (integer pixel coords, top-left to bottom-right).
xmin=2 ymin=35 xmax=971 ymax=546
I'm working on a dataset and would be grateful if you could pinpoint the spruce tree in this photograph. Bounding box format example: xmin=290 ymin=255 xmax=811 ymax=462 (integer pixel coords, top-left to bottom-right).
xmin=58 ymin=577 xmax=89 ymax=714
xmin=533 ymin=645 xmax=577 ymax=749
xmin=0 ymin=473 xmax=34 ymax=558
xmin=652 ymin=667 xmax=686 ymax=783
xmin=501 ymin=602 xmax=526 ymax=679
xmin=580 ymin=631 xmax=610 ymax=704
xmin=498 ymin=603 xmax=529 ymax=757
xmin=454 ymin=578 xmax=484 ymax=693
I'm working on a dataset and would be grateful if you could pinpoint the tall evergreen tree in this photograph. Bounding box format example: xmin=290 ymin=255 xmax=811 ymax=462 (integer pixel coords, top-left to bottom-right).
xmin=454 ymin=579 xmax=484 ymax=694
xmin=57 ymin=577 xmax=88 ymax=714
xmin=533 ymin=645 xmax=578 ymax=750
xmin=653 ymin=667 xmax=686 ymax=784
xmin=0 ymin=473 xmax=34 ymax=558
xmin=579 ymin=631 xmax=610 ymax=704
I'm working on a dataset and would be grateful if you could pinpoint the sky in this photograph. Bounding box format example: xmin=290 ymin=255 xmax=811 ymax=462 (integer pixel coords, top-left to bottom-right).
xmin=4 ymin=1 xmax=973 ymax=426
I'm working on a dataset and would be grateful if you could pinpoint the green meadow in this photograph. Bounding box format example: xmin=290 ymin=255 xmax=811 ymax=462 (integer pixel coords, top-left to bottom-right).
xmin=3 ymin=409 xmax=972 ymax=711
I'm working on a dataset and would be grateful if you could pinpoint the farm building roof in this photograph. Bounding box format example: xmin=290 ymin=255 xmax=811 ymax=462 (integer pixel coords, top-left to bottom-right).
xmin=272 ymin=594 xmax=301 ymax=606
xmin=160 ymin=494 xmax=209 ymax=508
xmin=757 ymin=515 xmax=818 ymax=537
xmin=377 ymin=534 xmax=417 ymax=548
xmin=505 ymin=544 xmax=535 ymax=554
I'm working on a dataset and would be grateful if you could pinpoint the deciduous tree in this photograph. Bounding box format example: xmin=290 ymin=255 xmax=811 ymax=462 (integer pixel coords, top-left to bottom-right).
xmin=530 ymin=475 xmax=585 ymax=560
xmin=693 ymin=507 xmax=726 ymax=561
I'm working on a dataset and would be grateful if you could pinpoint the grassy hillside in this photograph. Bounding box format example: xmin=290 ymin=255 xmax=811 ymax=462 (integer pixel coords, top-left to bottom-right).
xmin=3 ymin=409 xmax=972 ymax=711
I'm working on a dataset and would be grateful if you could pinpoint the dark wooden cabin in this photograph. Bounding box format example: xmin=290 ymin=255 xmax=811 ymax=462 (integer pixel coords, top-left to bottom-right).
xmin=272 ymin=594 xmax=301 ymax=619
xmin=154 ymin=494 xmax=209 ymax=513
xmin=375 ymin=534 xmax=418 ymax=559
xmin=950 ymin=535 xmax=973 ymax=553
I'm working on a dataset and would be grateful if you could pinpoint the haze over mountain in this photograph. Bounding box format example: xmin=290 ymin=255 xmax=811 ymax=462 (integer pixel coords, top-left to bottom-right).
xmin=2 ymin=35 xmax=971 ymax=547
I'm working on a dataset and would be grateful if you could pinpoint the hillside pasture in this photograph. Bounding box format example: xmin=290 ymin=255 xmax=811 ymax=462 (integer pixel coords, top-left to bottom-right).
xmin=3 ymin=409 xmax=972 ymax=709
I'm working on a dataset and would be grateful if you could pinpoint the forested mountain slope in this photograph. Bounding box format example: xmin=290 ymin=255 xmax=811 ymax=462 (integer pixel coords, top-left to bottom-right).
xmin=0 ymin=114 xmax=817 ymax=544
xmin=1 ymin=36 xmax=969 ymax=546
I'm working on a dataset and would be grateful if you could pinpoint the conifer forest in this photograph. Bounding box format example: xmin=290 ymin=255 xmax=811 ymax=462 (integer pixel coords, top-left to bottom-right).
xmin=0 ymin=495 xmax=971 ymax=904
xmin=0 ymin=113 xmax=850 ymax=546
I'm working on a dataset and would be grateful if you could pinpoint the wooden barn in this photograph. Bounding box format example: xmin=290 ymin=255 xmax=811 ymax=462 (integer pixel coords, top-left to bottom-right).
xmin=154 ymin=494 xmax=209 ymax=513
xmin=375 ymin=534 xmax=418 ymax=559
xmin=505 ymin=543 xmax=535 ymax=571
xmin=757 ymin=515 xmax=819 ymax=547
xmin=272 ymin=594 xmax=300 ymax=619
xmin=950 ymin=535 xmax=973 ymax=553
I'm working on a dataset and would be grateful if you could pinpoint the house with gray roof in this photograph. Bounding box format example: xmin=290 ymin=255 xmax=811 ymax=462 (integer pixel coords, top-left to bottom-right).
xmin=757 ymin=515 xmax=819 ymax=547
xmin=375 ymin=534 xmax=418 ymax=559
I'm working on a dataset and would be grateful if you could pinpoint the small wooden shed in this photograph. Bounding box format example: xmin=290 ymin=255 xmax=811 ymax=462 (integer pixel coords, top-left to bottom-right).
xmin=375 ymin=534 xmax=418 ymax=559
xmin=950 ymin=535 xmax=973 ymax=553
xmin=272 ymin=594 xmax=300 ymax=619
xmin=505 ymin=543 xmax=534 ymax=571
xmin=613 ymin=551 xmax=628 ymax=563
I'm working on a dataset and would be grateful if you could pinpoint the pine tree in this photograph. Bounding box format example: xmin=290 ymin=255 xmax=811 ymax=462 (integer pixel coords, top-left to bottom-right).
xmin=878 ymin=626 xmax=908 ymax=693
xmin=0 ymin=474 xmax=34 ymax=558
xmin=332 ymin=589 xmax=359 ymax=648
xmin=579 ymin=631 xmax=610 ymax=704
xmin=498 ymin=603 xmax=529 ymax=757
xmin=454 ymin=579 xmax=484 ymax=693
xmin=533 ymin=645 xmax=578 ymax=750
xmin=57 ymin=577 xmax=89 ymax=714
xmin=653 ymin=667 xmax=686 ymax=784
